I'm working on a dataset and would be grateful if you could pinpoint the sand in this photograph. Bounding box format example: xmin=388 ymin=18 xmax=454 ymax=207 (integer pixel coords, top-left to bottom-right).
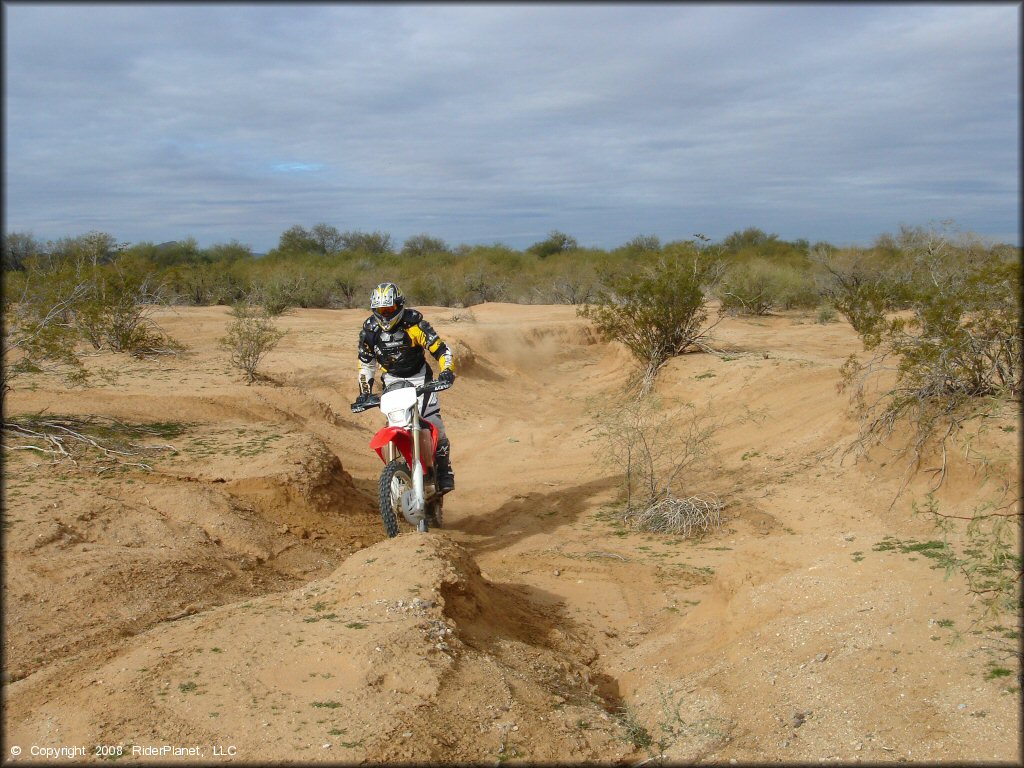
xmin=2 ymin=302 xmax=1020 ymax=764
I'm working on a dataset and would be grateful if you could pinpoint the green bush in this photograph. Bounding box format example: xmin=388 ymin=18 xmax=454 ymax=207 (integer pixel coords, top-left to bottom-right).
xmin=579 ymin=248 xmax=722 ymax=395
xmin=838 ymin=227 xmax=1021 ymax=490
xmin=716 ymin=258 xmax=819 ymax=315
xmin=221 ymin=302 xmax=286 ymax=384
xmin=527 ymin=230 xmax=578 ymax=259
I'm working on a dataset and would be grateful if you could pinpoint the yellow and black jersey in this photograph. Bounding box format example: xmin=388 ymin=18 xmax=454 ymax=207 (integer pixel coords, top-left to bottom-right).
xmin=357 ymin=309 xmax=454 ymax=379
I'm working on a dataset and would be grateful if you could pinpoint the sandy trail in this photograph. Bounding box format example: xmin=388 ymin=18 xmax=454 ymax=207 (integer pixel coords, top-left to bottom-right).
xmin=2 ymin=303 xmax=1019 ymax=764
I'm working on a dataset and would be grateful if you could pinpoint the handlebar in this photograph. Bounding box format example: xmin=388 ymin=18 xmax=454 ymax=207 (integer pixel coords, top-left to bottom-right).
xmin=350 ymin=378 xmax=451 ymax=414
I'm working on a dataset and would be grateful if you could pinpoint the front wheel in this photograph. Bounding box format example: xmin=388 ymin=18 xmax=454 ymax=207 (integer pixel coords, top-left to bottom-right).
xmin=378 ymin=459 xmax=411 ymax=538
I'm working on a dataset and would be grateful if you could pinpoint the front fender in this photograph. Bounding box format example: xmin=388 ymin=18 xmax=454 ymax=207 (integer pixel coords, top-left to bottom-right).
xmin=369 ymin=425 xmax=438 ymax=472
xmin=370 ymin=427 xmax=413 ymax=467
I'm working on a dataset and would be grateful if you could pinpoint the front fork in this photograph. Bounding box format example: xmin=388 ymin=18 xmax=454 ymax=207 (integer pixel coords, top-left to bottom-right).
xmin=410 ymin=409 xmax=425 ymax=518
xmin=383 ymin=411 xmax=429 ymax=523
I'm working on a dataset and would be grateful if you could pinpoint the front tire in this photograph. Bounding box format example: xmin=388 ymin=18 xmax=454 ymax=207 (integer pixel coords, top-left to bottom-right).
xmin=378 ymin=459 xmax=411 ymax=538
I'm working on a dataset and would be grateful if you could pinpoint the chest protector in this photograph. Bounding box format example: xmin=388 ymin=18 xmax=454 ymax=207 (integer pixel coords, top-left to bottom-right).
xmin=358 ymin=309 xmax=446 ymax=378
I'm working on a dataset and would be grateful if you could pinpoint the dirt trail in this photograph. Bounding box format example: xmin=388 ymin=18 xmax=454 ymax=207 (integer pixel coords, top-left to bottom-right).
xmin=2 ymin=304 xmax=1019 ymax=764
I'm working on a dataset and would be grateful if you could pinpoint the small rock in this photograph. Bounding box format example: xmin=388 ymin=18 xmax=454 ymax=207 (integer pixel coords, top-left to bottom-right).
xmin=815 ymin=652 xmax=829 ymax=663
xmin=278 ymin=524 xmax=290 ymax=534
xmin=554 ymin=569 xmax=561 ymax=577
xmin=353 ymin=540 xmax=364 ymax=548
xmin=322 ymin=743 xmax=331 ymax=749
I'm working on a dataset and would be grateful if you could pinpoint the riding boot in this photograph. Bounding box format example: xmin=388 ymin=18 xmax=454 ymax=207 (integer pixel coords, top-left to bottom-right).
xmin=435 ymin=437 xmax=455 ymax=493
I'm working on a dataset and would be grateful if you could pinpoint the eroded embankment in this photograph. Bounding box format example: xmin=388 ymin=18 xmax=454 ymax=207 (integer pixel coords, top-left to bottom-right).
xmin=4 ymin=535 xmax=635 ymax=764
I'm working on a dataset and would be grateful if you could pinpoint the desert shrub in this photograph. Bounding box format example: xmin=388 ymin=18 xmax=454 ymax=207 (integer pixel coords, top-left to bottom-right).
xmin=73 ymin=259 xmax=181 ymax=355
xmin=578 ymin=249 xmax=723 ymax=395
xmin=921 ymin=493 xmax=1021 ymax=630
xmin=812 ymin=246 xmax=897 ymax=337
xmin=325 ymin=266 xmax=367 ymax=309
xmin=165 ymin=259 xmax=249 ymax=306
xmin=401 ymin=233 xmax=451 ymax=258
xmin=547 ymin=274 xmax=597 ymax=305
xmin=716 ymin=258 xmax=775 ymax=315
xmin=2 ymin=264 xmax=91 ymax=400
xmin=527 ymin=230 xmax=578 ymax=258
xmin=816 ymin=303 xmax=838 ymax=324
xmin=615 ymin=234 xmax=662 ymax=259
xmin=2 ymin=247 xmax=182 ymax=402
xmin=221 ymin=302 xmax=285 ymax=384
xmin=589 ymin=396 xmax=722 ymax=536
xmin=838 ymin=226 xmax=1021 ymax=491
xmin=340 ymin=230 xmax=394 ymax=256
xmin=716 ymin=258 xmax=818 ymax=315
xmin=462 ymin=270 xmax=509 ymax=305
xmin=520 ymin=251 xmax=601 ymax=304
xmin=3 ymin=231 xmax=44 ymax=271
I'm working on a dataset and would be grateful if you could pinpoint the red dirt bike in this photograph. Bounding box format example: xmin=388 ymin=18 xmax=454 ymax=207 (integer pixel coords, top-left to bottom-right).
xmin=350 ymin=378 xmax=451 ymax=536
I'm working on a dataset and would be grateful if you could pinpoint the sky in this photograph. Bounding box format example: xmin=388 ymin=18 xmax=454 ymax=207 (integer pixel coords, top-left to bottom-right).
xmin=3 ymin=2 xmax=1020 ymax=253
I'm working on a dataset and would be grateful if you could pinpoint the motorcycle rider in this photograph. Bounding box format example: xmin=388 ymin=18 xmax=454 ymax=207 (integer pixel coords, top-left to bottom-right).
xmin=354 ymin=282 xmax=456 ymax=493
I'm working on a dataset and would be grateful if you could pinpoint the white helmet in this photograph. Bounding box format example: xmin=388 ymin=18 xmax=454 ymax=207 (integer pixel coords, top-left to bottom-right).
xmin=370 ymin=282 xmax=405 ymax=330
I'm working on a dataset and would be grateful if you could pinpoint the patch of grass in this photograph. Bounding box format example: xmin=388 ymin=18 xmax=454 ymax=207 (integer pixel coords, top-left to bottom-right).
xmin=694 ymin=372 xmax=716 ymax=380
xmin=345 ymin=622 xmax=367 ymax=629
xmin=872 ymin=536 xmax=949 ymax=561
xmin=985 ymin=666 xmax=1013 ymax=680
xmin=851 ymin=551 xmax=865 ymax=562
xmin=311 ymin=700 xmax=343 ymax=709
xmin=936 ymin=618 xmax=955 ymax=628
xmin=740 ymin=450 xmax=760 ymax=461
xmin=496 ymin=744 xmax=521 ymax=762
xmin=615 ymin=705 xmax=653 ymax=750
xmin=303 ymin=613 xmax=338 ymax=623
xmin=178 ymin=681 xmax=198 ymax=693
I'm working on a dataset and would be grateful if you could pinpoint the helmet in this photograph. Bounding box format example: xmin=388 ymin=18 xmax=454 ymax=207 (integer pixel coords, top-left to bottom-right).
xmin=370 ymin=282 xmax=405 ymax=330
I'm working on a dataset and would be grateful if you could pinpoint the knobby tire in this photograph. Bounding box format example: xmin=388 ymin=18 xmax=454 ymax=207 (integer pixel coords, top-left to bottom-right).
xmin=378 ymin=459 xmax=410 ymax=538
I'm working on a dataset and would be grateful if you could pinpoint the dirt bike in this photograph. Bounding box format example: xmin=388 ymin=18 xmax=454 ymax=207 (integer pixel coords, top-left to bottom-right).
xmin=350 ymin=378 xmax=451 ymax=537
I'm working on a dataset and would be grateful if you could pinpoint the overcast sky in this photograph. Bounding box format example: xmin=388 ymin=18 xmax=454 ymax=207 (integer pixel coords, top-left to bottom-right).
xmin=3 ymin=2 xmax=1020 ymax=252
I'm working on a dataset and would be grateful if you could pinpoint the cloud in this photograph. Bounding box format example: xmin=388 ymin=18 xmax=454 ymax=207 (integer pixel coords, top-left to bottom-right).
xmin=3 ymin=3 xmax=1018 ymax=250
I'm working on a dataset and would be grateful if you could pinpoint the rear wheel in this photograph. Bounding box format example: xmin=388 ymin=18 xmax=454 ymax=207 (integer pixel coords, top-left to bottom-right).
xmin=378 ymin=459 xmax=411 ymax=538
